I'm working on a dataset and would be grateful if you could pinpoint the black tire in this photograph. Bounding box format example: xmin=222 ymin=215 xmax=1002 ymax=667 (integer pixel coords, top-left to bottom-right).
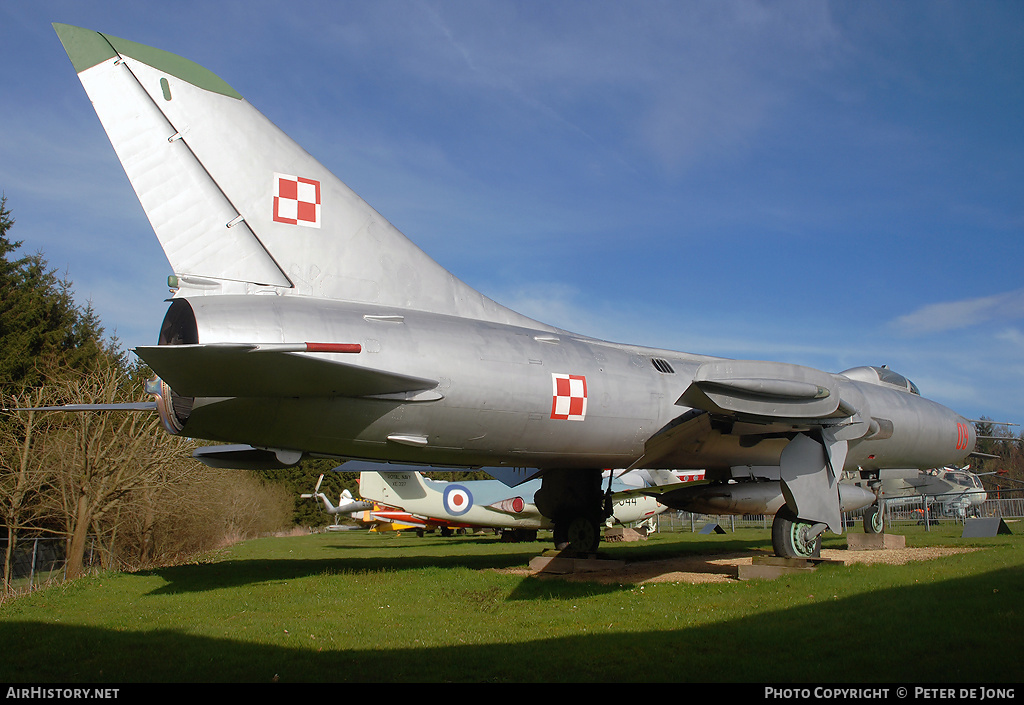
xmin=553 ymin=515 xmax=600 ymax=553
xmin=772 ymin=507 xmax=822 ymax=558
xmin=863 ymin=504 xmax=884 ymax=534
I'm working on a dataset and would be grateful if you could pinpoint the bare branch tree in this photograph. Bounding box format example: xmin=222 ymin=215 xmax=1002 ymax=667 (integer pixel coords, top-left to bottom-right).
xmin=41 ymin=367 xmax=193 ymax=578
xmin=0 ymin=387 xmax=60 ymax=591
xmin=5 ymin=366 xmax=295 ymax=583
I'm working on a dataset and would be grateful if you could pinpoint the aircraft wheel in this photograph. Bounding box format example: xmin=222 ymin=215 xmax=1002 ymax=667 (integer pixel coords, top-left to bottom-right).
xmin=553 ymin=524 xmax=568 ymax=550
xmin=863 ymin=504 xmax=884 ymax=534
xmin=553 ymin=515 xmax=600 ymax=554
xmin=772 ymin=508 xmax=822 ymax=559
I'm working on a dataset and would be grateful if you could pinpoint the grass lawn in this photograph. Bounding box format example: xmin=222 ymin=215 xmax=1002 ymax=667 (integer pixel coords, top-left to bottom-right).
xmin=1 ymin=525 xmax=1021 ymax=683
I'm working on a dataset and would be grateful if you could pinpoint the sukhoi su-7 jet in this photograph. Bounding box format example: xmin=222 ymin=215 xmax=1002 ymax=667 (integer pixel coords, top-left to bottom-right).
xmin=47 ymin=23 xmax=979 ymax=558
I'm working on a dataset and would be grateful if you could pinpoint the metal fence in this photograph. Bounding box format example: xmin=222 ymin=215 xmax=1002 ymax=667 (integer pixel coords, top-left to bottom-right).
xmin=877 ymin=489 xmax=1024 ymax=531
xmin=649 ymin=488 xmax=1024 ymax=534
xmin=1 ymin=537 xmax=103 ymax=592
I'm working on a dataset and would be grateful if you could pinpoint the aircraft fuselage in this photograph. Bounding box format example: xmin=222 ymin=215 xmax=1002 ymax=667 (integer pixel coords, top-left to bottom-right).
xmin=153 ymin=295 xmax=972 ymax=476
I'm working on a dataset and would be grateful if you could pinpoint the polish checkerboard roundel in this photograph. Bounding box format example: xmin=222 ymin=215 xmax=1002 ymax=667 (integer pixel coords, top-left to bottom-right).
xmin=443 ymin=485 xmax=473 ymax=516
xmin=550 ymin=373 xmax=587 ymax=421
xmin=273 ymin=173 xmax=321 ymax=228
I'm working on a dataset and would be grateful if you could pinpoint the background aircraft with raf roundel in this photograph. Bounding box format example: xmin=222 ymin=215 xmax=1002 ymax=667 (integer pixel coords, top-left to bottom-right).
xmin=41 ymin=23 xmax=985 ymax=559
xmin=299 ymin=470 xmax=495 ymax=536
xmin=352 ymin=467 xmax=676 ymax=542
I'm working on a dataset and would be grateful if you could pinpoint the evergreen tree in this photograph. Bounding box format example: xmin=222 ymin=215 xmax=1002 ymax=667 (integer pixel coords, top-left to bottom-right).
xmin=0 ymin=196 xmax=293 ymax=587
xmin=0 ymin=195 xmax=122 ymax=575
xmin=0 ymin=195 xmax=117 ymax=391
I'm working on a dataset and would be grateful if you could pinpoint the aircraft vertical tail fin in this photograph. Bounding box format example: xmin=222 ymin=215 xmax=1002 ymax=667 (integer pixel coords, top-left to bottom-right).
xmin=54 ymin=24 xmax=291 ymax=291
xmin=54 ymin=24 xmax=543 ymax=326
xmin=357 ymin=471 xmax=431 ymax=507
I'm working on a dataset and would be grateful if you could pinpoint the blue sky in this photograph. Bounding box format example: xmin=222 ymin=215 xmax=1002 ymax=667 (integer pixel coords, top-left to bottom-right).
xmin=1 ymin=1 xmax=1022 ymax=425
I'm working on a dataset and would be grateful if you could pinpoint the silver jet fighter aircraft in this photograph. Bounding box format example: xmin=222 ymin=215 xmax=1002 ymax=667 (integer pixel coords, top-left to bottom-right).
xmin=52 ymin=24 xmax=977 ymax=558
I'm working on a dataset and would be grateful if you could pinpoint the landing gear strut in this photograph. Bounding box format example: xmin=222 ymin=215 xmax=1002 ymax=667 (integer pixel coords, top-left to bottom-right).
xmin=535 ymin=469 xmax=609 ymax=554
xmin=863 ymin=503 xmax=884 ymax=534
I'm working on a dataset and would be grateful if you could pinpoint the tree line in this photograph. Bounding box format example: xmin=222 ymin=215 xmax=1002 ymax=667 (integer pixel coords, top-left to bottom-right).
xmin=0 ymin=196 xmax=293 ymax=592
xmin=970 ymin=419 xmax=1024 ymax=494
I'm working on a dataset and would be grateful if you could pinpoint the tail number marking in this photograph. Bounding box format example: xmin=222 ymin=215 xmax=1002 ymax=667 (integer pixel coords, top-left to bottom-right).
xmin=956 ymin=422 xmax=970 ymax=451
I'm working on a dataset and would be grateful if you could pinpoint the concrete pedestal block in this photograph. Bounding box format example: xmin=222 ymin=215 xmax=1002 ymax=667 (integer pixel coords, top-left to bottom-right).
xmin=737 ymin=556 xmax=823 ymax=581
xmin=847 ymin=533 xmax=906 ymax=550
xmin=529 ymin=552 xmax=625 ymax=575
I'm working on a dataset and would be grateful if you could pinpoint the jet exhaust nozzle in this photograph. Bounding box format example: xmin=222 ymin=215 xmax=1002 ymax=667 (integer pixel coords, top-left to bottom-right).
xmin=147 ymin=375 xmax=191 ymax=435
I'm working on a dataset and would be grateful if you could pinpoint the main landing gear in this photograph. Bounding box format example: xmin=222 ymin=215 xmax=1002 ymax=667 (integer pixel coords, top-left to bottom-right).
xmin=771 ymin=507 xmax=824 ymax=559
xmin=534 ymin=469 xmax=610 ymax=554
xmin=552 ymin=515 xmax=602 ymax=554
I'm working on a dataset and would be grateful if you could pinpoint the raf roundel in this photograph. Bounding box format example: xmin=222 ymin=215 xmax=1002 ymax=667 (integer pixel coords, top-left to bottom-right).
xmin=443 ymin=485 xmax=473 ymax=516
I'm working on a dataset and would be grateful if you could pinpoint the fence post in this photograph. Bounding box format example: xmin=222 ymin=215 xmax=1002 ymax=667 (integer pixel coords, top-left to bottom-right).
xmin=29 ymin=538 xmax=39 ymax=588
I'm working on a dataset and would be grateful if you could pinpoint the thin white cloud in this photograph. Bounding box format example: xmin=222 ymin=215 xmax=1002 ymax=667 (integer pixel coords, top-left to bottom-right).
xmin=357 ymin=1 xmax=848 ymax=173
xmin=996 ymin=327 xmax=1024 ymax=348
xmin=891 ymin=289 xmax=1024 ymax=336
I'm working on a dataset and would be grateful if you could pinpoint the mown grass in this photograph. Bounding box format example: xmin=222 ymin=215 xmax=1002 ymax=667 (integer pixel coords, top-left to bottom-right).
xmin=1 ymin=525 xmax=1021 ymax=683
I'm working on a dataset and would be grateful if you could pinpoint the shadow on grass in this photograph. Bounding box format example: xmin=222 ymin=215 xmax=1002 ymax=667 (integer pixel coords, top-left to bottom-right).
xmin=2 ymin=564 xmax=1020 ymax=683
xmin=140 ymin=551 xmax=535 ymax=595
xmin=141 ymin=534 xmax=777 ymax=597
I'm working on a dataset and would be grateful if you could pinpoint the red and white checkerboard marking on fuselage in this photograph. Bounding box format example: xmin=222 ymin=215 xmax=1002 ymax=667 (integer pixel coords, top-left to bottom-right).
xmin=551 ymin=373 xmax=587 ymax=421
xmin=273 ymin=173 xmax=321 ymax=228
